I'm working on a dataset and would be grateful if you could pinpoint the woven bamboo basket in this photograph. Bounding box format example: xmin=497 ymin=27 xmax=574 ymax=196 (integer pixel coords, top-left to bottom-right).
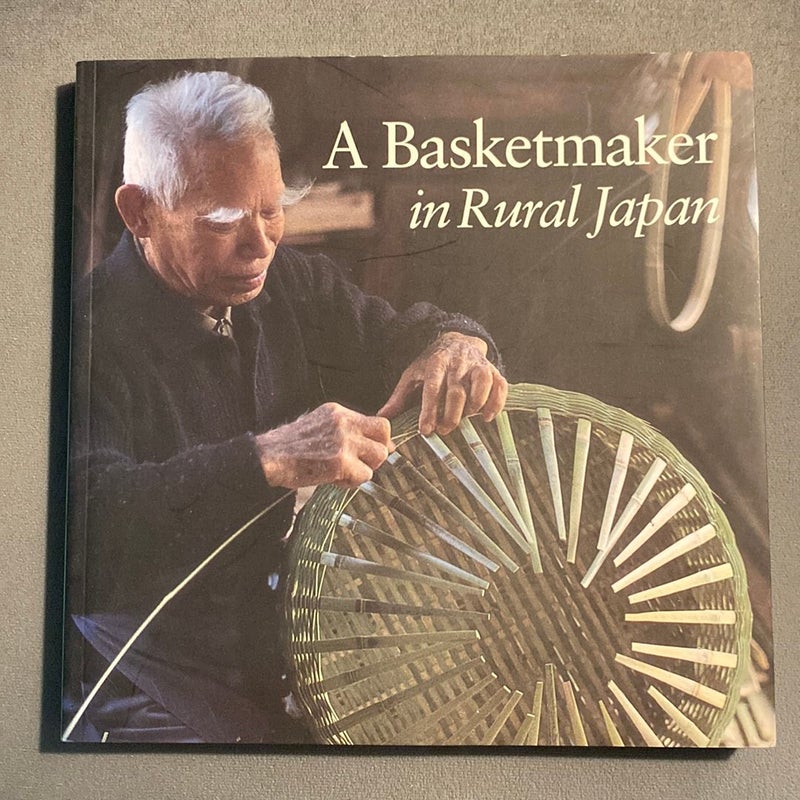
xmin=285 ymin=384 xmax=751 ymax=746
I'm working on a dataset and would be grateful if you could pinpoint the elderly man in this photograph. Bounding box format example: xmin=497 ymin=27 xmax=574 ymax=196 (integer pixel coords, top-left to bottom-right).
xmin=66 ymin=71 xmax=506 ymax=743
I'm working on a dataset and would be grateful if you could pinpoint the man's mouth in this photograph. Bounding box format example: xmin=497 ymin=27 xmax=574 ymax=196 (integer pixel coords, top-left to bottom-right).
xmin=224 ymin=269 xmax=267 ymax=290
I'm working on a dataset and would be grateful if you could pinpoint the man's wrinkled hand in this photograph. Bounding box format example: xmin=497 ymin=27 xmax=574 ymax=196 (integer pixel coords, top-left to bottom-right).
xmin=256 ymin=402 xmax=395 ymax=489
xmin=378 ymin=332 xmax=508 ymax=436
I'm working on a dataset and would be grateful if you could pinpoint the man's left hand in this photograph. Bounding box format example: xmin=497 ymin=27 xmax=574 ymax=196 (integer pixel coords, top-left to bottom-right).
xmin=377 ymin=332 xmax=508 ymax=436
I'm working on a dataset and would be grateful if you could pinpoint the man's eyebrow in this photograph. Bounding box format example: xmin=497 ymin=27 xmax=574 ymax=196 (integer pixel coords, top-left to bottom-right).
xmin=198 ymin=207 xmax=249 ymax=224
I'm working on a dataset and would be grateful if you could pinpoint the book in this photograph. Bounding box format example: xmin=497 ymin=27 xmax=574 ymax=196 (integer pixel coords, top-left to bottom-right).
xmin=62 ymin=54 xmax=773 ymax=747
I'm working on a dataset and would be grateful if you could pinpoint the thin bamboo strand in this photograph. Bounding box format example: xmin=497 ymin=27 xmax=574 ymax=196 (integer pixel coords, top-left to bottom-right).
xmin=613 ymin=483 xmax=698 ymax=566
xmin=359 ymin=481 xmax=498 ymax=571
xmin=537 ymin=408 xmax=567 ymax=540
xmin=627 ymin=563 xmax=734 ymax=605
xmin=320 ymin=552 xmax=486 ymax=596
xmin=459 ymin=417 xmax=530 ymax=541
xmin=310 ymin=595 xmax=491 ymax=623
xmin=598 ymin=431 xmax=634 ymax=550
xmin=325 ymin=657 xmax=483 ymax=736
xmin=339 ymin=513 xmax=488 ymax=588
xmin=567 ymin=419 xmax=591 ymax=563
xmin=512 ymin=714 xmax=538 ymax=746
xmin=312 ymin=640 xmax=466 ymax=694
xmin=61 ymin=489 xmax=295 ymax=741
xmin=624 ymin=609 xmax=737 ymax=625
xmin=388 ymin=672 xmax=498 ymax=743
xmin=421 ymin=433 xmax=530 ymax=552
xmin=480 ymin=690 xmax=524 ymax=745
xmin=599 ymin=700 xmax=624 ymax=746
xmin=384 ymin=451 xmax=518 ymax=572
xmin=542 ymin=662 xmax=560 ymax=745
xmin=581 ymin=457 xmax=667 ymax=587
xmin=562 ymin=680 xmax=588 ymax=745
xmin=446 ymin=687 xmax=510 ymax=743
xmin=608 ymin=680 xmax=663 ymax=746
xmin=647 ymin=686 xmax=711 ymax=746
xmin=615 ymin=654 xmax=727 ymax=708
xmin=495 ymin=411 xmax=541 ymax=570
xmin=631 ymin=642 xmax=738 ymax=669
xmin=611 ymin=523 xmax=716 ymax=592
xmin=302 ymin=628 xmax=479 ymax=654
xmin=526 ymin=681 xmax=545 ymax=745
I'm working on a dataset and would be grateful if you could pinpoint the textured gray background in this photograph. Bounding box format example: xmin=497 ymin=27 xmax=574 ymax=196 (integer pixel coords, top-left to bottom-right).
xmin=1 ymin=1 xmax=797 ymax=798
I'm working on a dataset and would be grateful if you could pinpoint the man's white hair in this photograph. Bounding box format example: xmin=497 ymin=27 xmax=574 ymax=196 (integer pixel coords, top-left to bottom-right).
xmin=123 ymin=71 xmax=277 ymax=209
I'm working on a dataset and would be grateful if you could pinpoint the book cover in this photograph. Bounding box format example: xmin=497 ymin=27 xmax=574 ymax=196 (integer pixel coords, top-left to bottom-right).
xmin=62 ymin=54 xmax=773 ymax=747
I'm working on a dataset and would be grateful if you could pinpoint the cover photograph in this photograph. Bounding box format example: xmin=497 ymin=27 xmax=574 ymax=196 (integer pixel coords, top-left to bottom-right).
xmin=62 ymin=54 xmax=773 ymax=747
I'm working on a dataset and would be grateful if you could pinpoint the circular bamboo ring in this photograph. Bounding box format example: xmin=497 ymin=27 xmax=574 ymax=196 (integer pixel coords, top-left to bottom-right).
xmin=285 ymin=384 xmax=751 ymax=746
xmin=644 ymin=53 xmax=732 ymax=333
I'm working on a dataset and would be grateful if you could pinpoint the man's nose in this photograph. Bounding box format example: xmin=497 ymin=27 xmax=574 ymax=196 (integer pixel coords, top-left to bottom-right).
xmin=237 ymin=217 xmax=273 ymax=259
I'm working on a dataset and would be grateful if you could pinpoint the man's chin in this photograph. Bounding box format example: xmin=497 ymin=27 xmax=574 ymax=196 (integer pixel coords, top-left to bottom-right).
xmin=228 ymin=284 xmax=265 ymax=306
xmin=219 ymin=271 xmax=268 ymax=306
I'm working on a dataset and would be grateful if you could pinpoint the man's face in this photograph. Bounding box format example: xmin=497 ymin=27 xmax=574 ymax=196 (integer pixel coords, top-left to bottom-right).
xmin=140 ymin=136 xmax=285 ymax=310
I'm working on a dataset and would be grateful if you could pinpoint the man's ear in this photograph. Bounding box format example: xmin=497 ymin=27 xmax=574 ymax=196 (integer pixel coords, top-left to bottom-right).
xmin=115 ymin=184 xmax=153 ymax=237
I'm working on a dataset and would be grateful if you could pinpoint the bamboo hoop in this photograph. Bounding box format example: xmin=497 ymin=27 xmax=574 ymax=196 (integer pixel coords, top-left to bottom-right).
xmin=644 ymin=52 xmax=733 ymax=333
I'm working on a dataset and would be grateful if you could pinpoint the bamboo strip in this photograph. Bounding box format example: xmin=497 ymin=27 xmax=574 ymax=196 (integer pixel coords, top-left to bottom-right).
xmin=496 ymin=411 xmax=541 ymax=572
xmin=311 ymin=595 xmax=491 ymax=623
xmin=599 ymin=700 xmax=624 ymax=746
xmin=627 ymin=563 xmax=734 ymax=605
xmin=567 ymin=419 xmax=592 ymax=563
xmin=608 ymin=680 xmax=663 ymax=746
xmin=631 ymin=642 xmax=738 ymax=669
xmin=388 ymin=672 xmax=498 ymax=743
xmin=302 ymin=628 xmax=479 ymax=654
xmin=735 ymin=702 xmax=764 ymax=746
xmin=562 ymin=680 xmax=588 ymax=745
xmin=325 ymin=657 xmax=483 ymax=736
xmin=359 ymin=481 xmax=498 ymax=571
xmin=384 ymin=451 xmax=517 ymax=572
xmin=446 ymin=687 xmax=510 ymax=744
xmin=537 ymin=408 xmax=567 ymax=540
xmin=747 ymin=690 xmax=777 ymax=743
xmin=647 ymin=686 xmax=711 ymax=746
xmin=528 ymin=681 xmax=544 ymax=745
xmin=526 ymin=680 xmax=545 ymax=745
xmin=542 ymin=663 xmax=560 ymax=745
xmin=320 ymin=552 xmax=486 ymax=596
xmin=312 ymin=640 xmax=466 ymax=694
xmin=613 ymin=484 xmax=698 ymax=566
xmin=615 ymin=654 xmax=727 ymax=708
xmin=340 ymin=513 xmax=488 ymax=589
xmin=421 ymin=434 xmax=530 ymax=552
xmin=481 ymin=690 xmax=524 ymax=744
xmin=611 ymin=523 xmax=716 ymax=592
xmin=512 ymin=714 xmax=537 ymax=746
xmin=598 ymin=431 xmax=634 ymax=550
xmin=624 ymin=609 xmax=737 ymax=625
xmin=581 ymin=457 xmax=667 ymax=587
xmin=459 ymin=417 xmax=530 ymax=542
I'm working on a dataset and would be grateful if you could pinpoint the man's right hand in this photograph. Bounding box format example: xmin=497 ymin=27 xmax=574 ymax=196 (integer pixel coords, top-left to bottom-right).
xmin=255 ymin=403 xmax=395 ymax=489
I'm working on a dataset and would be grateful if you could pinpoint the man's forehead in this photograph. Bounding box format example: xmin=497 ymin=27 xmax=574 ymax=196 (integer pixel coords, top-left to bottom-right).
xmin=183 ymin=135 xmax=281 ymax=179
xmin=179 ymin=135 xmax=284 ymax=207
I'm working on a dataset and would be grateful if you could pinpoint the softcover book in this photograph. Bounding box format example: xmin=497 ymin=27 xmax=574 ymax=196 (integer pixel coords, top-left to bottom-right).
xmin=62 ymin=54 xmax=774 ymax=747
